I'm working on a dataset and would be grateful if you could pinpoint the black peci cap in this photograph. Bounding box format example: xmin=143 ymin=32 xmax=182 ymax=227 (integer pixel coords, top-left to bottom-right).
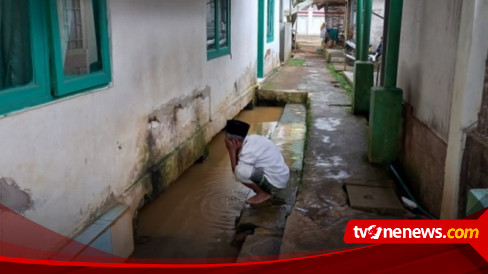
xmin=225 ymin=120 xmax=250 ymax=138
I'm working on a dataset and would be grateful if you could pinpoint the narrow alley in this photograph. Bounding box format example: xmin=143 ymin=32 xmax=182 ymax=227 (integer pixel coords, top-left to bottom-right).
xmin=1 ymin=0 xmax=487 ymax=271
xmin=130 ymin=39 xmax=403 ymax=261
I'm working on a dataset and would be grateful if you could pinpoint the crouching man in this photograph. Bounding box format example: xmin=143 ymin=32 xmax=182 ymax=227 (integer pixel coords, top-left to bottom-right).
xmin=224 ymin=119 xmax=290 ymax=204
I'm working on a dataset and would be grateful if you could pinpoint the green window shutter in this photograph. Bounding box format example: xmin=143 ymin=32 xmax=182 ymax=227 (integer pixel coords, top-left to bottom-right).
xmin=0 ymin=0 xmax=51 ymax=115
xmin=266 ymin=0 xmax=274 ymax=43
xmin=49 ymin=0 xmax=111 ymax=97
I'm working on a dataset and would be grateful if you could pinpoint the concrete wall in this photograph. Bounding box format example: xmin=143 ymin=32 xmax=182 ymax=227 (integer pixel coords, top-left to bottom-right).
xmin=0 ymin=0 xmax=258 ymax=254
xmin=264 ymin=0 xmax=282 ymax=76
xmin=442 ymin=0 xmax=488 ymax=218
xmin=350 ymin=0 xmax=382 ymax=48
xmin=398 ymin=0 xmax=462 ymax=141
xmin=296 ymin=7 xmax=324 ymax=35
xmin=280 ymin=22 xmax=293 ymax=62
xmin=370 ymin=0 xmax=384 ymax=48
xmin=397 ymin=0 xmax=488 ymax=218
xmin=397 ymin=0 xmax=463 ymax=217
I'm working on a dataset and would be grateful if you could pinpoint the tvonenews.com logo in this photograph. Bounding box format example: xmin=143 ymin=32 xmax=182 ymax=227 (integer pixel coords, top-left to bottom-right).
xmin=343 ymin=213 xmax=488 ymax=261
xmin=353 ymin=225 xmax=479 ymax=240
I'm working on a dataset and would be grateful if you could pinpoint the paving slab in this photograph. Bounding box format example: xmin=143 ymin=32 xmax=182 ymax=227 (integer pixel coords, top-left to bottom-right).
xmin=346 ymin=185 xmax=405 ymax=216
xmin=343 ymin=178 xmax=395 ymax=188
xmin=277 ymin=104 xmax=307 ymax=124
xmin=260 ymin=66 xmax=309 ymax=92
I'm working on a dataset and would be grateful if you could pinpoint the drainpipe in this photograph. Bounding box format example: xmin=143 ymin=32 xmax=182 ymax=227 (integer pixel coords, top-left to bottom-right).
xmin=352 ymin=0 xmax=374 ymax=115
xmin=368 ymin=0 xmax=404 ymax=164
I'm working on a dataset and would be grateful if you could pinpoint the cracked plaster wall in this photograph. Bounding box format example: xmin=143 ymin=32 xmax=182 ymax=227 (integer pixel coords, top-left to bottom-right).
xmin=0 ymin=0 xmax=259 ymax=245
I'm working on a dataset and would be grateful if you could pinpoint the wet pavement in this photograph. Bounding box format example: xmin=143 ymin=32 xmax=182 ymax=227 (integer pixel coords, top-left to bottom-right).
xmin=239 ymin=43 xmax=404 ymax=259
xmin=131 ymin=40 xmax=404 ymax=261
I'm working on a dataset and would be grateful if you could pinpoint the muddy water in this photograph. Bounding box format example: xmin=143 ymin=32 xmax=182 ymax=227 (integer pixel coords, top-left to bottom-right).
xmin=132 ymin=107 xmax=283 ymax=260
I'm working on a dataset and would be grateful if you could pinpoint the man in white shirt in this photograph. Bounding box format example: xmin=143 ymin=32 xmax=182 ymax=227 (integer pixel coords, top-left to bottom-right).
xmin=224 ymin=119 xmax=290 ymax=204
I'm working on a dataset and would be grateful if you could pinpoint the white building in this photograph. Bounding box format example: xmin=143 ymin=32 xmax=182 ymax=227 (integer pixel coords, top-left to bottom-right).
xmin=0 ymin=0 xmax=282 ymax=257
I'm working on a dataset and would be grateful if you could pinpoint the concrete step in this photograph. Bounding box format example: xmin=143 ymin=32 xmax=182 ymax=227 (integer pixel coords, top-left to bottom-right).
xmin=330 ymin=57 xmax=346 ymax=63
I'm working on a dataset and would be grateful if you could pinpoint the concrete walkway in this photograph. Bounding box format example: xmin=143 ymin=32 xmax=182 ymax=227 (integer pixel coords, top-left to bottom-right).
xmin=238 ymin=46 xmax=404 ymax=259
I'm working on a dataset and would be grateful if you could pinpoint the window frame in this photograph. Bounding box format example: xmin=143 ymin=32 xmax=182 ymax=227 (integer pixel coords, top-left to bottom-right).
xmin=48 ymin=0 xmax=111 ymax=97
xmin=0 ymin=0 xmax=111 ymax=116
xmin=207 ymin=0 xmax=231 ymax=60
xmin=266 ymin=0 xmax=274 ymax=43
xmin=0 ymin=1 xmax=51 ymax=115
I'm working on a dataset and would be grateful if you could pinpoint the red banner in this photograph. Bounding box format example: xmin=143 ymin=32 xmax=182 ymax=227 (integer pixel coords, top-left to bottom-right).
xmin=0 ymin=203 xmax=487 ymax=272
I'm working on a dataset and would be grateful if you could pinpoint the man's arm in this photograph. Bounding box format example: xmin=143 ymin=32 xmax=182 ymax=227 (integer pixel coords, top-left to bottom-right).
xmin=228 ymin=148 xmax=238 ymax=173
xmin=225 ymin=138 xmax=240 ymax=173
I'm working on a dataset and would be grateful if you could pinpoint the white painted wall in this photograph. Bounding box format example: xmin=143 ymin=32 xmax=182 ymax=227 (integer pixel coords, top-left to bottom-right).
xmin=264 ymin=0 xmax=282 ymax=76
xmin=442 ymin=0 xmax=488 ymax=219
xmin=0 ymin=0 xmax=258 ymax=243
xmin=370 ymin=0 xmax=384 ymax=49
xmin=397 ymin=0 xmax=488 ymax=219
xmin=397 ymin=0 xmax=463 ymax=141
xmin=296 ymin=7 xmax=324 ymax=35
xmin=350 ymin=0 xmax=383 ymax=47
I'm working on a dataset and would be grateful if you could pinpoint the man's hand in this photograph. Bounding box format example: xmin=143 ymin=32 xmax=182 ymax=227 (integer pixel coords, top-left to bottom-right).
xmin=225 ymin=138 xmax=241 ymax=173
xmin=225 ymin=138 xmax=241 ymax=153
xmin=225 ymin=138 xmax=234 ymax=152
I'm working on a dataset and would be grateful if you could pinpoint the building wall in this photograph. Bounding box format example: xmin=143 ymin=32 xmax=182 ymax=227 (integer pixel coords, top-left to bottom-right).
xmin=443 ymin=0 xmax=488 ymax=218
xmin=264 ymin=0 xmax=282 ymax=76
xmin=370 ymin=0 xmax=384 ymax=48
xmin=397 ymin=0 xmax=463 ymax=217
xmin=0 ymin=0 xmax=258 ymax=251
xmin=296 ymin=7 xmax=324 ymax=35
xmin=349 ymin=0 xmax=382 ymax=48
xmin=398 ymin=0 xmax=462 ymax=141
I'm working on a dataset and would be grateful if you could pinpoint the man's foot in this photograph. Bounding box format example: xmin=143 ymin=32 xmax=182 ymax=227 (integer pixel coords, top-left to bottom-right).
xmin=246 ymin=192 xmax=271 ymax=205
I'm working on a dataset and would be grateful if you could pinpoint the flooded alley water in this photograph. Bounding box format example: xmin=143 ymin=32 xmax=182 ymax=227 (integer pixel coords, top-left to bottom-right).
xmin=131 ymin=107 xmax=283 ymax=260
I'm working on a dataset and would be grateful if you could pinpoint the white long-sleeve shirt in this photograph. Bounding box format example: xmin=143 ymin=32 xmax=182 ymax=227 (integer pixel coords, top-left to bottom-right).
xmin=235 ymin=134 xmax=289 ymax=188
